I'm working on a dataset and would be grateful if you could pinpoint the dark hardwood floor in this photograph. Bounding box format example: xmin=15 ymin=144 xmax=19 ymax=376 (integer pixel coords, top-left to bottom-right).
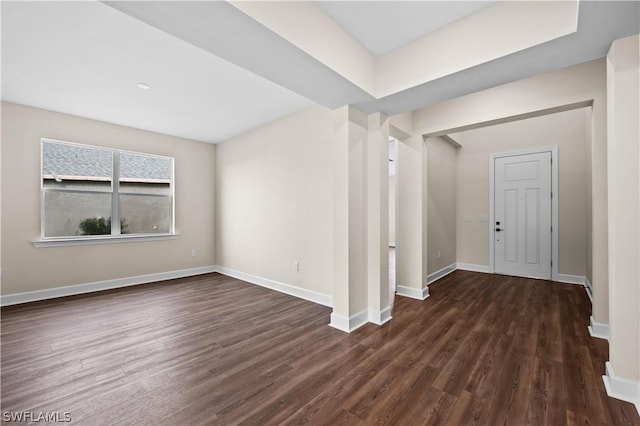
xmin=2 ymin=271 xmax=638 ymax=425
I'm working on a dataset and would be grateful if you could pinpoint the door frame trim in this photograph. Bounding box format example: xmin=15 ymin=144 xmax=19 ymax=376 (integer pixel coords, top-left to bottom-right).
xmin=489 ymin=146 xmax=559 ymax=281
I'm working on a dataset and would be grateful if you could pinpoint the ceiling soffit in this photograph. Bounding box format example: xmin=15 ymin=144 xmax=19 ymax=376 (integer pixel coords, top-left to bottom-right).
xmin=108 ymin=0 xmax=581 ymax=107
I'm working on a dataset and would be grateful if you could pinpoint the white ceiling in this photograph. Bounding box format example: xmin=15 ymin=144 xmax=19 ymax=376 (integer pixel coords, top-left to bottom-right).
xmin=1 ymin=1 xmax=312 ymax=143
xmin=2 ymin=1 xmax=639 ymax=144
xmin=316 ymin=1 xmax=496 ymax=56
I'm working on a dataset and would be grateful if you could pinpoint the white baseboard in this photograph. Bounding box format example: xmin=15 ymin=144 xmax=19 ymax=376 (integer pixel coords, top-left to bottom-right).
xmin=0 ymin=266 xmax=218 ymax=306
xmin=369 ymin=306 xmax=392 ymax=325
xmin=396 ymin=285 xmax=429 ymax=300
xmin=588 ymin=315 xmax=610 ymax=340
xmin=329 ymin=309 xmax=368 ymax=333
xmin=427 ymin=263 xmax=457 ymax=285
xmin=456 ymin=263 xmax=490 ymax=273
xmin=585 ymin=276 xmax=593 ymax=291
xmin=557 ymin=274 xmax=586 ymax=285
xmin=215 ymin=266 xmax=332 ymax=307
xmin=603 ymin=362 xmax=640 ymax=415
xmin=584 ymin=276 xmax=593 ymax=302
xmin=454 ymin=264 xmax=588 ymax=288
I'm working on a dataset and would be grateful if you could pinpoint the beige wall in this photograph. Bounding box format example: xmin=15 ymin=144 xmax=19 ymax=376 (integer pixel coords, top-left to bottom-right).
xmin=365 ymin=112 xmax=391 ymax=321
xmin=584 ymin=107 xmax=593 ymax=287
xmin=0 ymin=102 xmax=2 ymax=290
xmin=378 ymin=1 xmax=579 ymax=97
xmin=453 ymin=107 xmax=589 ymax=276
xmin=606 ymin=34 xmax=639 ymax=387
xmin=330 ymin=106 xmax=370 ymax=319
xmin=389 ymin=175 xmax=396 ymax=246
xmin=426 ymin=137 xmax=457 ymax=274
xmin=396 ymin=134 xmax=428 ymax=293
xmin=215 ymin=105 xmax=333 ymax=298
xmin=1 ymin=102 xmax=216 ymax=296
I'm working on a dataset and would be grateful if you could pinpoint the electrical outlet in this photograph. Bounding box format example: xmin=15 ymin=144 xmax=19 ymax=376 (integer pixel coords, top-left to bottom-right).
xmin=293 ymin=261 xmax=300 ymax=271
xmin=191 ymin=249 xmax=196 ymax=257
xmin=437 ymin=250 xmax=441 ymax=258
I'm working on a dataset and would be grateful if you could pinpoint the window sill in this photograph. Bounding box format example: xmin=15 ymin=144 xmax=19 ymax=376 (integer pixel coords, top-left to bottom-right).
xmin=32 ymin=233 xmax=180 ymax=248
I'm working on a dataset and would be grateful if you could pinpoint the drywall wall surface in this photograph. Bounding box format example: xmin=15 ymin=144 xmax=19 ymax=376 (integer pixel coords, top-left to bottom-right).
xmin=389 ymin=111 xmax=413 ymax=138
xmin=0 ymin=101 xmax=2 ymax=291
xmin=584 ymin=107 xmax=594 ymax=287
xmin=389 ymin=175 xmax=396 ymax=246
xmin=606 ymin=34 xmax=640 ymax=384
xmin=377 ymin=1 xmax=579 ymax=97
xmin=1 ymin=102 xmax=216 ymax=296
xmin=453 ymin=107 xmax=588 ymax=275
xmin=215 ymin=105 xmax=333 ymax=298
xmin=413 ymin=59 xmax=604 ymax=135
xmin=426 ymin=137 xmax=457 ymax=274
xmin=366 ymin=112 xmax=391 ymax=320
xmin=396 ymin=134 xmax=428 ymax=292
xmin=231 ymin=1 xmax=375 ymax=96
xmin=346 ymin=108 xmax=368 ymax=314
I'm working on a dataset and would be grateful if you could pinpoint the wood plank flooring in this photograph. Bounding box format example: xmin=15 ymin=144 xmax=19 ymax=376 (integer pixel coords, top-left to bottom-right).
xmin=2 ymin=271 xmax=639 ymax=425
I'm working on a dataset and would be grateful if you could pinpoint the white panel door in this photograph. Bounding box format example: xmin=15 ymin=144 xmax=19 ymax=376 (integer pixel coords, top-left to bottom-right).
xmin=494 ymin=152 xmax=552 ymax=279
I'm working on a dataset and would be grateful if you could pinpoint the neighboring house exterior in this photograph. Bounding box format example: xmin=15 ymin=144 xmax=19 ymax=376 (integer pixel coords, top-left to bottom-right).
xmin=42 ymin=141 xmax=172 ymax=237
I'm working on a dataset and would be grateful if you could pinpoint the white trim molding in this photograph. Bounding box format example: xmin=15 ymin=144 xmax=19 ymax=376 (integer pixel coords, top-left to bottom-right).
xmin=603 ymin=362 xmax=640 ymax=415
xmin=588 ymin=315 xmax=610 ymax=340
xmin=396 ymin=285 xmax=430 ymax=300
xmin=456 ymin=263 xmax=491 ymax=273
xmin=0 ymin=265 xmax=217 ymax=306
xmin=369 ymin=306 xmax=392 ymax=326
xmin=584 ymin=276 xmax=593 ymax=302
xmin=427 ymin=263 xmax=457 ymax=285
xmin=556 ymin=274 xmax=586 ymax=285
xmin=329 ymin=310 xmax=368 ymax=333
xmin=215 ymin=266 xmax=332 ymax=307
xmin=33 ymin=233 xmax=180 ymax=248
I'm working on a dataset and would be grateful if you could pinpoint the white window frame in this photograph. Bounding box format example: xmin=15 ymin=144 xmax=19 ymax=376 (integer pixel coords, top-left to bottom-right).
xmin=34 ymin=138 xmax=177 ymax=247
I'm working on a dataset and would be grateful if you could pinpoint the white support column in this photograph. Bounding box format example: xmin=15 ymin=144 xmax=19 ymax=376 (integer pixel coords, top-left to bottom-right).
xmin=330 ymin=106 xmax=369 ymax=332
xmin=367 ymin=112 xmax=391 ymax=325
xmin=605 ymin=34 xmax=640 ymax=414
xmin=396 ymin=134 xmax=429 ymax=300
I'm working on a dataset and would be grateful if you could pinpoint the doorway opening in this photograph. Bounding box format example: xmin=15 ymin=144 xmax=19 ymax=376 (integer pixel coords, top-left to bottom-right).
xmin=490 ymin=147 xmax=558 ymax=280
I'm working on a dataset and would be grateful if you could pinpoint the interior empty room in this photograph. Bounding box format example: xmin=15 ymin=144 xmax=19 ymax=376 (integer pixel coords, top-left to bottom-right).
xmin=1 ymin=1 xmax=639 ymax=424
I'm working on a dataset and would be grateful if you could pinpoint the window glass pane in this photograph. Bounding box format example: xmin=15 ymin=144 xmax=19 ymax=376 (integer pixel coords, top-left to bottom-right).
xmin=119 ymin=195 xmax=171 ymax=234
xmin=42 ymin=141 xmax=112 ymax=192
xmin=120 ymin=152 xmax=172 ymax=184
xmin=44 ymin=192 xmax=112 ymax=237
xmin=41 ymin=140 xmax=175 ymax=239
xmin=119 ymin=181 xmax=171 ymax=196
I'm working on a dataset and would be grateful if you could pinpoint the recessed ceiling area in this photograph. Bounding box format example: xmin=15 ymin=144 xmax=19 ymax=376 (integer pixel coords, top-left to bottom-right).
xmin=316 ymin=1 xmax=497 ymax=56
xmin=1 ymin=1 xmax=638 ymax=144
